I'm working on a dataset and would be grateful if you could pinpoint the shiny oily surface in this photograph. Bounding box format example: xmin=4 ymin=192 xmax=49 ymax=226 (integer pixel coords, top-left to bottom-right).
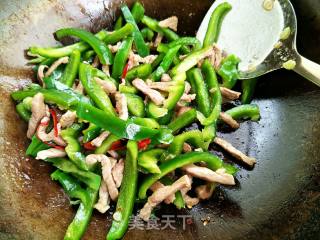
xmin=0 ymin=0 xmax=320 ymax=239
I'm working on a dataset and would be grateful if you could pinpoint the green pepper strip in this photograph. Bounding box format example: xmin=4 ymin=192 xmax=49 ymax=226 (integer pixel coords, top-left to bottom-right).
xmin=76 ymin=102 xmax=172 ymax=143
xmin=51 ymin=170 xmax=97 ymax=240
xmin=203 ymin=2 xmax=232 ymax=47
xmin=241 ymin=78 xmax=257 ymax=104
xmin=141 ymin=28 xmax=154 ymax=41
xmin=125 ymin=93 xmax=146 ymax=117
xmin=61 ymin=124 xmax=88 ymax=171
xmin=107 ymin=141 xmax=138 ymax=240
xmin=151 ymin=53 xmax=165 ymax=70
xmin=55 ymin=28 xmax=113 ymax=65
xmin=29 ymin=23 xmax=134 ymax=58
xmin=131 ymin=1 xmax=145 ymax=24
xmin=16 ymin=102 xmax=31 ymax=122
xmin=125 ymin=63 xmax=152 ymax=82
xmin=83 ymin=50 xmax=95 ymax=62
xmin=197 ymin=59 xmax=222 ymax=127
xmin=121 ymin=5 xmax=150 ymax=57
xmin=138 ymin=152 xmax=238 ymax=199
xmin=218 ymin=54 xmax=240 ymax=89
xmin=26 ymin=135 xmax=50 ymax=157
xmin=167 ymin=108 xmax=197 ymax=133
xmin=112 ymin=37 xmax=133 ymax=80
xmin=224 ymin=104 xmax=260 ymax=122
xmin=95 ymin=134 xmax=121 ymax=154
xmin=79 ymin=63 xmax=116 ymax=116
xmin=131 ymin=117 xmax=160 ymax=129
xmin=171 ymin=46 xmax=213 ymax=76
xmin=60 ymin=50 xmax=81 ymax=87
xmin=51 ymin=170 xmax=89 ymax=205
xmin=141 ymin=15 xmax=190 ymax=54
xmin=11 ymin=89 xmax=79 ymax=109
xmin=46 ymin=158 xmax=101 ymax=190
xmin=151 ymin=45 xmax=181 ymax=81
xmin=114 ymin=16 xmax=123 ymax=30
xmin=187 ymin=68 xmax=211 ymax=117
xmin=138 ymin=149 xmax=165 ymax=174
xmin=161 ymin=130 xmax=205 ymax=162
xmin=83 ymin=123 xmax=102 ymax=143
xmin=157 ymin=37 xmax=201 ymax=53
xmin=119 ymin=84 xmax=138 ymax=94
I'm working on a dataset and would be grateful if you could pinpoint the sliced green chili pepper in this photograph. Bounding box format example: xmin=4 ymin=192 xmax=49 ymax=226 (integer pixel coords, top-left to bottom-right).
xmin=107 ymin=140 xmax=138 ymax=240
xmin=112 ymin=37 xmax=133 ymax=80
xmin=61 ymin=124 xmax=88 ymax=171
xmin=119 ymin=84 xmax=138 ymax=94
xmin=151 ymin=53 xmax=165 ymax=70
xmin=171 ymin=46 xmax=213 ymax=76
xmin=197 ymin=59 xmax=222 ymax=127
xmin=46 ymin=158 xmax=100 ymax=190
xmin=79 ymin=63 xmax=116 ymax=116
xmin=146 ymin=102 xmax=168 ymax=119
xmin=131 ymin=117 xmax=160 ymax=129
xmin=203 ymin=2 xmax=232 ymax=47
xmin=29 ymin=24 xmax=134 ymax=58
xmin=241 ymin=78 xmax=257 ymax=104
xmin=141 ymin=28 xmax=154 ymax=41
xmin=157 ymin=37 xmax=201 ymax=53
xmin=82 ymin=50 xmax=95 ymax=62
xmin=11 ymin=89 xmax=79 ymax=109
xmin=138 ymin=152 xmax=238 ymax=199
xmin=51 ymin=170 xmax=89 ymax=205
xmin=55 ymin=28 xmax=113 ymax=65
xmin=26 ymin=135 xmax=50 ymax=157
xmin=138 ymin=149 xmax=165 ymax=174
xmin=187 ymin=68 xmax=211 ymax=117
xmin=16 ymin=102 xmax=31 ymax=122
xmin=121 ymin=5 xmax=149 ymax=57
xmin=103 ymin=23 xmax=135 ymax=45
xmin=218 ymin=54 xmax=240 ymax=89
xmin=157 ymin=110 xmax=174 ymax=125
xmin=168 ymin=108 xmax=197 ymax=133
xmin=95 ymin=134 xmax=121 ymax=154
xmin=151 ymin=45 xmax=181 ymax=81
xmin=76 ymin=102 xmax=172 ymax=143
xmin=114 ymin=16 xmax=123 ymax=30
xmin=131 ymin=1 xmax=145 ymax=24
xmin=224 ymin=104 xmax=260 ymax=121
xmin=125 ymin=93 xmax=145 ymax=117
xmin=125 ymin=63 xmax=152 ymax=82
xmin=141 ymin=16 xmax=190 ymax=54
xmin=83 ymin=123 xmax=102 ymax=143
xmin=161 ymin=130 xmax=205 ymax=162
xmin=60 ymin=50 xmax=81 ymax=87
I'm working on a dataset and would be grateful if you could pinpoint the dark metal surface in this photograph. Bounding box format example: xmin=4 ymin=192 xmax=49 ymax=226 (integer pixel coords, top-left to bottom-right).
xmin=0 ymin=0 xmax=319 ymax=239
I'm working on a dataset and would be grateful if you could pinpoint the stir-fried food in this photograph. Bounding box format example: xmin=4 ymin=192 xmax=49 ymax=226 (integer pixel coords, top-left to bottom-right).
xmin=11 ymin=2 xmax=261 ymax=240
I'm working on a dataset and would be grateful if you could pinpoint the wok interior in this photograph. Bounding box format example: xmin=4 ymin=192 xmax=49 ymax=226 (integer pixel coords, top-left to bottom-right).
xmin=0 ymin=0 xmax=319 ymax=239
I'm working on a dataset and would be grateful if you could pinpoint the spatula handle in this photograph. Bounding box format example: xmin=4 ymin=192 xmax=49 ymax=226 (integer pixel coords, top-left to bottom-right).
xmin=294 ymin=55 xmax=320 ymax=87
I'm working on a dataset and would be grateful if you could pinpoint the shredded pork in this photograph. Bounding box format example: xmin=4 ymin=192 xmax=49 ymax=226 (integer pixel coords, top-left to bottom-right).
xmin=182 ymin=164 xmax=235 ymax=185
xmin=94 ymin=77 xmax=117 ymax=94
xmin=94 ymin=181 xmax=111 ymax=213
xmin=159 ymin=16 xmax=178 ymax=31
xmin=112 ymin=159 xmax=124 ymax=188
xmin=60 ymin=110 xmax=77 ymax=128
xmin=196 ymin=183 xmax=215 ymax=200
xmin=219 ymin=87 xmax=241 ymax=100
xmin=132 ymin=79 xmax=165 ymax=106
xmin=115 ymin=92 xmax=129 ymax=120
xmin=37 ymin=65 xmax=48 ymax=85
xmin=27 ymin=93 xmax=47 ymax=139
xmin=36 ymin=148 xmax=66 ymax=160
xmin=219 ymin=112 xmax=240 ymax=129
xmin=140 ymin=175 xmax=192 ymax=221
xmin=214 ymin=137 xmax=256 ymax=166
xmin=91 ymin=131 xmax=110 ymax=147
xmin=45 ymin=57 xmax=69 ymax=77
xmin=150 ymin=181 xmax=175 ymax=204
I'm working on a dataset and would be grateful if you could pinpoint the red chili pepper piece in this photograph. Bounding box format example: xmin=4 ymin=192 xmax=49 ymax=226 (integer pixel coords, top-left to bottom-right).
xmin=138 ymin=138 xmax=151 ymax=150
xmin=44 ymin=142 xmax=65 ymax=150
xmin=121 ymin=62 xmax=129 ymax=80
xmin=110 ymin=140 xmax=126 ymax=151
xmin=83 ymin=141 xmax=97 ymax=150
xmin=49 ymin=108 xmax=59 ymax=137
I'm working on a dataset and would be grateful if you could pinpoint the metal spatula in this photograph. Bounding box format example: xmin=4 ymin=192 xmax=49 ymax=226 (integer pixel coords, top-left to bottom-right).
xmin=197 ymin=0 xmax=320 ymax=86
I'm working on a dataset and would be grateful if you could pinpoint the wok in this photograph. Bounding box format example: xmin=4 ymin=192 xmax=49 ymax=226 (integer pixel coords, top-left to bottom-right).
xmin=0 ymin=0 xmax=319 ymax=239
